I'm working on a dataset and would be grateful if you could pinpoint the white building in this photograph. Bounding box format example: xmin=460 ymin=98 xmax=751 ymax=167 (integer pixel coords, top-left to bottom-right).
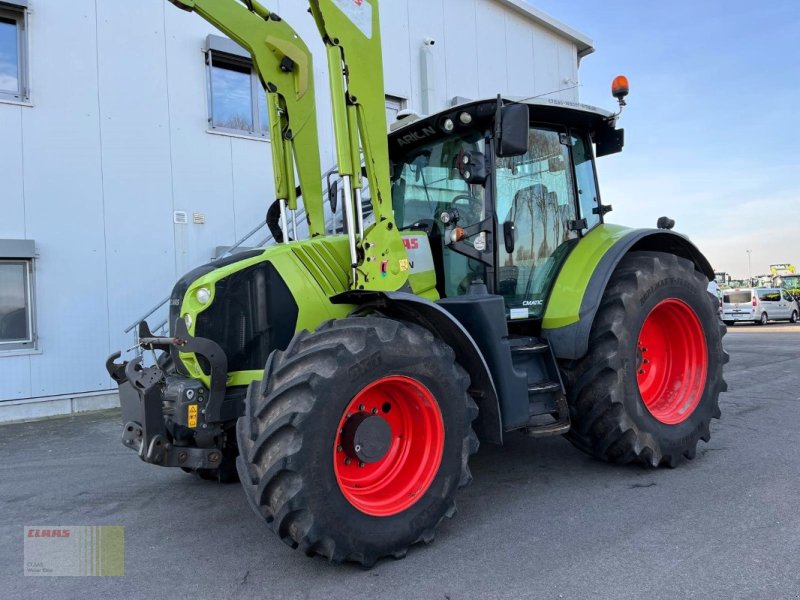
xmin=0 ymin=0 xmax=593 ymax=420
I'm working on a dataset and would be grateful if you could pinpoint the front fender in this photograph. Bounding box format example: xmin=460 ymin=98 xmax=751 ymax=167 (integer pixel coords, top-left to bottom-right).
xmin=542 ymin=224 xmax=714 ymax=360
xmin=332 ymin=290 xmax=503 ymax=445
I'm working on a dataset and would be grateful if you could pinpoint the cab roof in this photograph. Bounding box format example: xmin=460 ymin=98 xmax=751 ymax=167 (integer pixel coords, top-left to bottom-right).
xmin=388 ymin=96 xmax=617 ymax=157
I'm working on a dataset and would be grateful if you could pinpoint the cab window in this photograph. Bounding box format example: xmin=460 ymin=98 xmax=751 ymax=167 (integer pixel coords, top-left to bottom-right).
xmin=572 ymin=134 xmax=601 ymax=230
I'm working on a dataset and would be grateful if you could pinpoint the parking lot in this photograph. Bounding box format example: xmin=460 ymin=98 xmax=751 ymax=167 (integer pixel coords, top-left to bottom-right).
xmin=3 ymin=323 xmax=800 ymax=599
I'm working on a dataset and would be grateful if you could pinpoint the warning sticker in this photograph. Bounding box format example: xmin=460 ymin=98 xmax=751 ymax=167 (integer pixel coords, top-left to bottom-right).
xmin=187 ymin=404 xmax=198 ymax=428
xmin=331 ymin=0 xmax=373 ymax=39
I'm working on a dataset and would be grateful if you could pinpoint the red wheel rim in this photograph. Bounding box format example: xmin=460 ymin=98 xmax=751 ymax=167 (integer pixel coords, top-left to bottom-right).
xmin=637 ymin=299 xmax=708 ymax=425
xmin=333 ymin=376 xmax=444 ymax=517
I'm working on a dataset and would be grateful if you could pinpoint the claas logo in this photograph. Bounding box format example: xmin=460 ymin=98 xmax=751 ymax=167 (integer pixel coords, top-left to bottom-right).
xmin=402 ymin=238 xmax=419 ymax=251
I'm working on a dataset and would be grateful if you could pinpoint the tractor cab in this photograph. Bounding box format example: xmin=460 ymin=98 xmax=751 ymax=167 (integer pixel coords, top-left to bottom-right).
xmin=388 ymin=97 xmax=623 ymax=327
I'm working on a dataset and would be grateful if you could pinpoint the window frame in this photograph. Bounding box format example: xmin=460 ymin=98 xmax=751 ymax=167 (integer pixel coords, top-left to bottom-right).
xmin=205 ymin=48 xmax=269 ymax=140
xmin=385 ymin=94 xmax=407 ymax=126
xmin=0 ymin=258 xmax=36 ymax=353
xmin=0 ymin=2 xmax=29 ymax=104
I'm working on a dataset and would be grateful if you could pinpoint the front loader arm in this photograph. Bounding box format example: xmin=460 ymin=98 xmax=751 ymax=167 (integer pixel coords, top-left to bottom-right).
xmin=170 ymin=0 xmax=409 ymax=291
xmin=309 ymin=0 xmax=409 ymax=292
xmin=169 ymin=0 xmax=326 ymax=237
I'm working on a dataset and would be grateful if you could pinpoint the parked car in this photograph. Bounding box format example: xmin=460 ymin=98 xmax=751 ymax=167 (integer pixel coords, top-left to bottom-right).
xmin=722 ymin=288 xmax=799 ymax=326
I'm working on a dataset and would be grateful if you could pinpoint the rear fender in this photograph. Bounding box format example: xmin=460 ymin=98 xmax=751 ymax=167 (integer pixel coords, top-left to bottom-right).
xmin=542 ymin=224 xmax=714 ymax=360
xmin=332 ymin=291 xmax=503 ymax=445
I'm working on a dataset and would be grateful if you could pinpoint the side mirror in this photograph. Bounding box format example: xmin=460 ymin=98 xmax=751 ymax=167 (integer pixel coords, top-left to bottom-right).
xmin=497 ymin=104 xmax=529 ymax=158
xmin=458 ymin=151 xmax=487 ymax=185
xmin=595 ymin=125 xmax=624 ymax=157
xmin=503 ymin=221 xmax=515 ymax=254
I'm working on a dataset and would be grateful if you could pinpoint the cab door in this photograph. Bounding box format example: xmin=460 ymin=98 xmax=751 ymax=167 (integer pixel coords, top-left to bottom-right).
xmin=495 ymin=126 xmax=579 ymax=321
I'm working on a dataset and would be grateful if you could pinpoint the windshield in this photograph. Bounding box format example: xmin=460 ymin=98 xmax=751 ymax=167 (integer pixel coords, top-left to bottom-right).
xmin=391 ymin=133 xmax=486 ymax=229
xmin=391 ymin=133 xmax=487 ymax=299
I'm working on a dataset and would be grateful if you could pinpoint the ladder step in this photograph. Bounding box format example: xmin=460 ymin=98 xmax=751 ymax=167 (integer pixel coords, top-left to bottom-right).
xmin=527 ymin=381 xmax=561 ymax=394
xmin=525 ymin=393 xmax=571 ymax=438
xmin=525 ymin=420 xmax=571 ymax=438
xmin=511 ymin=342 xmax=549 ymax=355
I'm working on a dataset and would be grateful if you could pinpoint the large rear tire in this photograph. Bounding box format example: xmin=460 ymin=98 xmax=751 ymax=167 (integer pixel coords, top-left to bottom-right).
xmin=235 ymin=317 xmax=478 ymax=566
xmin=560 ymin=252 xmax=727 ymax=467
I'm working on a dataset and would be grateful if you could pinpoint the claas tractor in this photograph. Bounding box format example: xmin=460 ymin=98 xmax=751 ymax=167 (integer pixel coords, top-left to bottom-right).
xmin=106 ymin=0 xmax=727 ymax=567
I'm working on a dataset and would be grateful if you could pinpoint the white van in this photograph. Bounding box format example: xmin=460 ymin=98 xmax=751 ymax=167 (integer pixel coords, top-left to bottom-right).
xmin=722 ymin=288 xmax=799 ymax=326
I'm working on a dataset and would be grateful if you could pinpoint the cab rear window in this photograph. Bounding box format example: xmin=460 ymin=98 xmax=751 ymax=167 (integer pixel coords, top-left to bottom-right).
xmin=723 ymin=291 xmax=751 ymax=303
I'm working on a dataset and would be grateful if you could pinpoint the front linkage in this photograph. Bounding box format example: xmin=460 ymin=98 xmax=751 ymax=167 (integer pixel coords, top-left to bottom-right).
xmin=105 ymin=320 xmax=232 ymax=471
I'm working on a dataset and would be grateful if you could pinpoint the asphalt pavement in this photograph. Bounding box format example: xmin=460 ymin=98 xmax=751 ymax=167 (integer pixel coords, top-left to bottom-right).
xmin=2 ymin=323 xmax=799 ymax=599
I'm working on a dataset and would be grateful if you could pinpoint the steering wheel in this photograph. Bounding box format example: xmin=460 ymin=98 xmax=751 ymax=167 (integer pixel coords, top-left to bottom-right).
xmin=450 ymin=194 xmax=484 ymax=225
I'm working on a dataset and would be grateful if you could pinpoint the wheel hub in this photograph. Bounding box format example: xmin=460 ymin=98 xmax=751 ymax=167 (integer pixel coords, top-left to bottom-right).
xmin=340 ymin=413 xmax=392 ymax=464
xmin=333 ymin=376 xmax=445 ymax=517
xmin=636 ymin=298 xmax=708 ymax=425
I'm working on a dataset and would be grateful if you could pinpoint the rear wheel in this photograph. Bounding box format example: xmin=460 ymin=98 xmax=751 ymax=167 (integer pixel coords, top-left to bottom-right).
xmin=758 ymin=312 xmax=768 ymax=325
xmin=723 ymin=320 xmax=735 ymax=327
xmin=560 ymin=252 xmax=727 ymax=467
xmin=236 ymin=317 xmax=478 ymax=566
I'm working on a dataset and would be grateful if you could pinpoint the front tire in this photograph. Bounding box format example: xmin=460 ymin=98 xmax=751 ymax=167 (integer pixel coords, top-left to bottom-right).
xmin=790 ymin=311 xmax=798 ymax=324
xmin=560 ymin=252 xmax=727 ymax=467
xmin=235 ymin=317 xmax=478 ymax=566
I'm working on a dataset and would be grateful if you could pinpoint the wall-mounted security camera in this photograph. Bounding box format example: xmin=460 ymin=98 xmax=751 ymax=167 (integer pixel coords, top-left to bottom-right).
xmin=423 ymin=37 xmax=436 ymax=46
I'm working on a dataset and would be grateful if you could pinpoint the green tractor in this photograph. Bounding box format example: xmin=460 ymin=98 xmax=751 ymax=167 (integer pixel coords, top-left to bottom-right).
xmin=107 ymin=0 xmax=727 ymax=566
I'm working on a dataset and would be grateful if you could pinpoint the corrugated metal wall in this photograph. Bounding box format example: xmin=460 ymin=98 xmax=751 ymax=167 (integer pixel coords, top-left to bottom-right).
xmin=0 ymin=0 xmax=581 ymax=402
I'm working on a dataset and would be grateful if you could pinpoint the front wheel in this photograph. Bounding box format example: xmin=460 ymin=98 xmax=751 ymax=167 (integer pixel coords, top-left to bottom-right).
xmin=560 ymin=252 xmax=727 ymax=467
xmin=790 ymin=311 xmax=798 ymax=324
xmin=235 ymin=317 xmax=478 ymax=567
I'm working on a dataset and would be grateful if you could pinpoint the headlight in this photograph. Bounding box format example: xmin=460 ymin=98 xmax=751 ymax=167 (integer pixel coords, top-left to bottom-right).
xmin=195 ymin=287 xmax=211 ymax=305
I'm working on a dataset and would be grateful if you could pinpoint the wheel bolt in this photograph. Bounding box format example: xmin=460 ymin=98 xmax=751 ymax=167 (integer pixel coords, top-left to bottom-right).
xmin=372 ymin=408 xmax=378 ymax=415
xmin=337 ymin=445 xmax=343 ymax=452
xmin=638 ymin=369 xmax=645 ymax=375
xmin=358 ymin=404 xmax=365 ymax=411
xmin=344 ymin=458 xmax=351 ymax=465
xmin=358 ymin=462 xmax=365 ymax=468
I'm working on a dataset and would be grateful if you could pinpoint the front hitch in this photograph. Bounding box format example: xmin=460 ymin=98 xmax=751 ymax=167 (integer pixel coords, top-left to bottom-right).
xmin=105 ymin=319 xmax=229 ymax=470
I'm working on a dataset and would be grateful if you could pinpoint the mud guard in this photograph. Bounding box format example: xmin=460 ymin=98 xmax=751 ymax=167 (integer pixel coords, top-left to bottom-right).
xmin=332 ymin=291 xmax=503 ymax=445
xmin=543 ymin=227 xmax=715 ymax=361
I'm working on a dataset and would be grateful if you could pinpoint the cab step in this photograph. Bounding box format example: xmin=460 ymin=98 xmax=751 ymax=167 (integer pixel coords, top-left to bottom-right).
xmin=525 ymin=394 xmax=571 ymax=438
xmin=527 ymin=381 xmax=561 ymax=395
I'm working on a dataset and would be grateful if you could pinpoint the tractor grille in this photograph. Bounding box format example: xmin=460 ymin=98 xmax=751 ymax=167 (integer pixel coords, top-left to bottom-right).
xmin=168 ymin=253 xmax=297 ymax=375
xmin=193 ymin=261 xmax=298 ymax=373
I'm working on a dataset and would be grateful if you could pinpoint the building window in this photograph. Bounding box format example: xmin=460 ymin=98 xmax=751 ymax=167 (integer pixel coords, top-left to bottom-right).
xmin=206 ymin=49 xmax=269 ymax=138
xmin=0 ymin=259 xmax=35 ymax=351
xmin=385 ymin=95 xmax=407 ymax=125
xmin=0 ymin=2 xmax=28 ymax=103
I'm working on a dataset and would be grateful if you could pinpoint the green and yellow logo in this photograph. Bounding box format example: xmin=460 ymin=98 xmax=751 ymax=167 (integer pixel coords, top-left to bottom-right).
xmin=24 ymin=526 xmax=124 ymax=576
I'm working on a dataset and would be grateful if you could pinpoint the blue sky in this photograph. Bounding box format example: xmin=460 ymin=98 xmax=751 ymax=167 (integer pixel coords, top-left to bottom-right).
xmin=530 ymin=0 xmax=799 ymax=277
